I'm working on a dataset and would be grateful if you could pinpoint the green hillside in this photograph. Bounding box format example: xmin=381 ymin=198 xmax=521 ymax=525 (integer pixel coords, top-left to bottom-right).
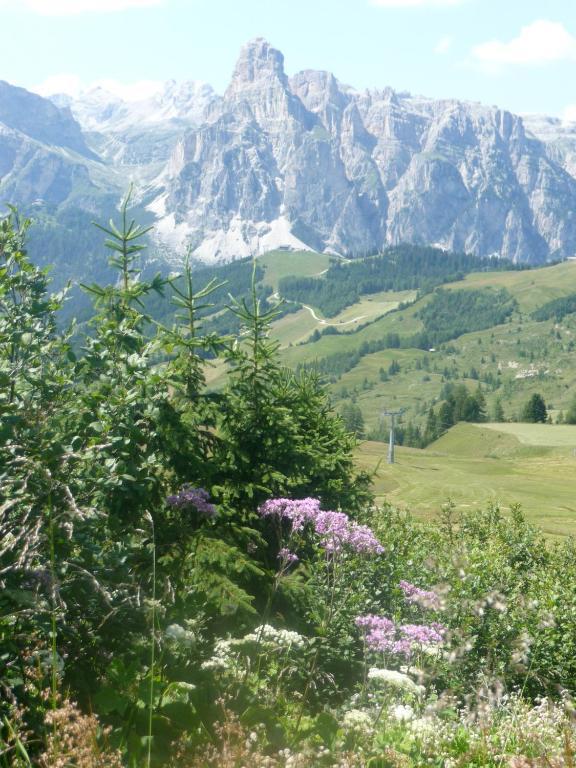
xmin=258 ymin=252 xmax=576 ymax=436
xmin=258 ymin=249 xmax=331 ymax=289
xmin=198 ymin=247 xmax=576 ymax=535
xmin=355 ymin=423 xmax=576 ymax=538
xmin=445 ymin=261 xmax=576 ymax=313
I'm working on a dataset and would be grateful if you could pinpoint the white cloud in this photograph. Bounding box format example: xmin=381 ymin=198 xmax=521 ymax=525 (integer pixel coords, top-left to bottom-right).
xmin=0 ymin=0 xmax=164 ymax=14
xmin=33 ymin=74 xmax=163 ymax=102
xmin=34 ymin=73 xmax=83 ymax=97
xmin=371 ymin=0 xmax=466 ymax=7
xmin=434 ymin=35 xmax=453 ymax=54
xmin=472 ymin=20 xmax=576 ymax=69
xmin=563 ymin=104 xmax=576 ymax=124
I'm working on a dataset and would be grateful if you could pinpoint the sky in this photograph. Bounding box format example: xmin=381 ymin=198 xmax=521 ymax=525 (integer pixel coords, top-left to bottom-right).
xmin=0 ymin=0 xmax=575 ymax=120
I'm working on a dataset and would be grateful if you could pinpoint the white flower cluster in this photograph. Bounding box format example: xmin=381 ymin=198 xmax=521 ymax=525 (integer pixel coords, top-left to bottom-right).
xmin=420 ymin=642 xmax=444 ymax=658
xmin=389 ymin=703 xmax=415 ymax=722
xmin=408 ymin=716 xmax=438 ymax=737
xmin=341 ymin=708 xmax=374 ymax=735
xmin=242 ymin=624 xmax=307 ymax=649
xmin=277 ymin=745 xmax=331 ymax=767
xmin=491 ymin=693 xmax=571 ymax=756
xmin=201 ymin=626 xmax=307 ymax=672
xmin=200 ymin=638 xmax=241 ymax=671
xmin=165 ymin=623 xmax=196 ymax=649
xmin=367 ymin=667 xmax=425 ymax=697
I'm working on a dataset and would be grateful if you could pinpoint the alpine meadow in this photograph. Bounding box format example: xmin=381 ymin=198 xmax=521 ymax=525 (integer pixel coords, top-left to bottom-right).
xmin=2 ymin=6 xmax=576 ymax=767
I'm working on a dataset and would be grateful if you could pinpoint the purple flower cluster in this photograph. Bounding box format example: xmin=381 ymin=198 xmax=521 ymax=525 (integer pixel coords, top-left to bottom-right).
xmin=356 ymin=614 xmax=445 ymax=659
xmin=277 ymin=548 xmax=299 ymax=564
xmin=258 ymin=498 xmax=384 ymax=555
xmin=314 ymin=510 xmax=384 ymax=554
xmin=399 ymin=580 xmax=441 ymax=610
xmin=258 ymin=498 xmax=321 ymax=533
xmin=166 ymin=485 xmax=217 ymax=518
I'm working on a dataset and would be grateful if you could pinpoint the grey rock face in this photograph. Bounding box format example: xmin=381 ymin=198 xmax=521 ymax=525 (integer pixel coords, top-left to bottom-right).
xmin=0 ymin=81 xmax=103 ymax=210
xmin=2 ymin=40 xmax=576 ymax=267
xmin=0 ymin=80 xmax=94 ymax=158
xmin=149 ymin=40 xmax=576 ymax=263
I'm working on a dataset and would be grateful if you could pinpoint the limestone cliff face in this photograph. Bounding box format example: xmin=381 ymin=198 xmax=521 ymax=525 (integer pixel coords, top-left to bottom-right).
xmin=2 ymin=40 xmax=576 ymax=266
xmin=148 ymin=39 xmax=576 ymax=263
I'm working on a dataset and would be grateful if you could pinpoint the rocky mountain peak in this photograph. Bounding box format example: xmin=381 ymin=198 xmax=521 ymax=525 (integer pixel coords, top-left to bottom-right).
xmin=2 ymin=39 xmax=576 ymax=267
xmin=290 ymin=70 xmax=347 ymax=111
xmin=226 ymin=38 xmax=287 ymax=95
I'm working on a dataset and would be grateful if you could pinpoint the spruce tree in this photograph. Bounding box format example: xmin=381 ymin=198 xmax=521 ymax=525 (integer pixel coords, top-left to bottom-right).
xmin=522 ymin=393 xmax=547 ymax=423
xmin=493 ymin=398 xmax=505 ymax=422
xmin=565 ymin=395 xmax=576 ymax=425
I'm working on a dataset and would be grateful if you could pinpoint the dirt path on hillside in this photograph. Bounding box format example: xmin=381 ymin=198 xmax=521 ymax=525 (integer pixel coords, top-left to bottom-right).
xmin=271 ymin=291 xmax=367 ymax=326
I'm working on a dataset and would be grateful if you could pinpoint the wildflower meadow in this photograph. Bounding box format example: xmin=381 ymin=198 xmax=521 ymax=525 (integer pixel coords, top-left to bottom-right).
xmin=2 ymin=202 xmax=576 ymax=766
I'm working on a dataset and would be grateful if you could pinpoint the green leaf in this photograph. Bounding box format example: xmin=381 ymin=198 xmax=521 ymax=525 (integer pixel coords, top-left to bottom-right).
xmin=93 ymin=687 xmax=132 ymax=715
xmin=314 ymin=711 xmax=340 ymax=747
xmin=160 ymin=681 xmax=196 ymax=706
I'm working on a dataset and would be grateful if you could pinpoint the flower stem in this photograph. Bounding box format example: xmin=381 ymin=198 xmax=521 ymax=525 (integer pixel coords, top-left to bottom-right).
xmin=146 ymin=512 xmax=156 ymax=768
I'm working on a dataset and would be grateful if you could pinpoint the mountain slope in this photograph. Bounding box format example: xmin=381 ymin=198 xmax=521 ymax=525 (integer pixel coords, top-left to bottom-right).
xmin=140 ymin=39 xmax=576 ymax=264
xmin=0 ymin=80 xmax=103 ymax=208
xmin=2 ymin=39 xmax=576 ymax=272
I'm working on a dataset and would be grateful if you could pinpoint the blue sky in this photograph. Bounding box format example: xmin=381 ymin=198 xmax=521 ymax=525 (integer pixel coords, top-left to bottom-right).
xmin=1 ymin=0 xmax=575 ymax=119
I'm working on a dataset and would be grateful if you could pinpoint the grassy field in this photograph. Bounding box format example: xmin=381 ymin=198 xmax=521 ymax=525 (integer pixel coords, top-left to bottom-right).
xmin=444 ymin=261 xmax=576 ymax=313
xmin=281 ymin=299 xmax=425 ymax=367
xmin=259 ymin=250 xmax=331 ymax=290
xmin=481 ymin=422 xmax=576 ymax=446
xmin=205 ymin=249 xmax=576 ymax=535
xmin=356 ymin=423 xmax=576 ymax=538
xmin=271 ymin=290 xmax=417 ymax=347
xmin=318 ymin=290 xmax=416 ymax=324
xmin=271 ymin=308 xmax=320 ymax=347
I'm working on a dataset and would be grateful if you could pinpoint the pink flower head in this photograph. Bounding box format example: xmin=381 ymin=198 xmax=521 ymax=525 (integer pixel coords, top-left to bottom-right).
xmin=258 ymin=498 xmax=321 ymax=533
xmin=399 ymin=623 xmax=445 ymax=645
xmin=166 ymin=485 xmax=217 ymax=517
xmin=356 ymin=614 xmax=446 ymax=659
xmin=259 ymin=498 xmax=383 ymax=556
xmin=399 ymin=580 xmax=441 ymax=610
xmin=355 ymin=615 xmax=396 ymax=652
xmin=277 ymin=548 xmax=299 ymax=565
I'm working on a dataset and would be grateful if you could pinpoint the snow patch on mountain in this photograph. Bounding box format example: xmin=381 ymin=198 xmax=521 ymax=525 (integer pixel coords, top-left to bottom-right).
xmin=53 ymin=80 xmax=220 ymax=133
xmin=154 ymin=213 xmax=309 ymax=263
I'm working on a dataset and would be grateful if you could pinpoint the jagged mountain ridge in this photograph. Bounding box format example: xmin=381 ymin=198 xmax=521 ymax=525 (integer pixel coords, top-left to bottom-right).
xmin=0 ymin=79 xmax=104 ymax=209
xmin=2 ymin=38 xmax=576 ymax=268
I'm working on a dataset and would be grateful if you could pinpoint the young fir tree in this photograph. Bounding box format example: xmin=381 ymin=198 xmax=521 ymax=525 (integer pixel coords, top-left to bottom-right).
xmin=217 ymin=262 xmax=371 ymax=515
xmin=340 ymin=401 xmax=365 ymax=437
xmin=424 ymin=407 xmax=439 ymax=444
xmin=0 ymin=209 xmax=74 ymax=730
xmin=521 ymin=393 xmax=548 ymax=423
xmin=564 ymin=394 xmax=576 ymax=425
xmin=493 ymin=398 xmax=506 ymax=422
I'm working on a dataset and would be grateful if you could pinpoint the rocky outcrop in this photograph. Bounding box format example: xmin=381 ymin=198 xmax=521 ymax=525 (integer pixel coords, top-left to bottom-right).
xmin=0 ymin=80 xmax=94 ymax=158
